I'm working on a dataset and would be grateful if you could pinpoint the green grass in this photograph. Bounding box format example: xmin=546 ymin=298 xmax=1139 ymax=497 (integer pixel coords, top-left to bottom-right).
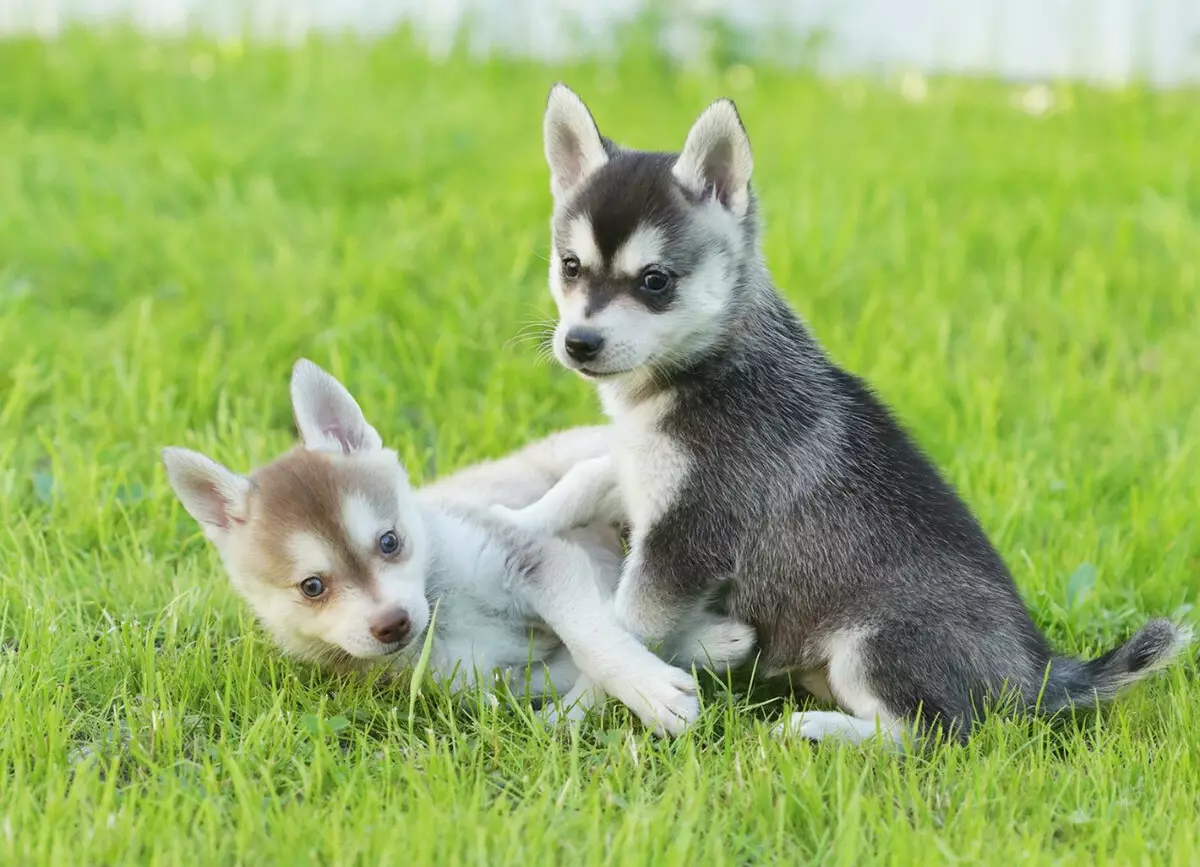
xmin=2 ymin=29 xmax=1198 ymax=866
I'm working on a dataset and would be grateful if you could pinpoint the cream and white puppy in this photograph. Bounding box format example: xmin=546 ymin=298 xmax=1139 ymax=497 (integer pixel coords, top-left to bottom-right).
xmin=163 ymin=360 xmax=754 ymax=735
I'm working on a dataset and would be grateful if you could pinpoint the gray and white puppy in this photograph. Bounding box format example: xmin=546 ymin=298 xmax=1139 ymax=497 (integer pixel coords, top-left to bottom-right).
xmin=530 ymin=83 xmax=1192 ymax=746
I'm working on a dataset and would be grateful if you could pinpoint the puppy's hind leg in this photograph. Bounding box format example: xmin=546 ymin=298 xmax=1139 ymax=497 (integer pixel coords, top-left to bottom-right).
xmin=494 ymin=455 xmax=621 ymax=535
xmin=670 ymin=611 xmax=758 ymax=675
xmin=773 ymin=628 xmax=912 ymax=751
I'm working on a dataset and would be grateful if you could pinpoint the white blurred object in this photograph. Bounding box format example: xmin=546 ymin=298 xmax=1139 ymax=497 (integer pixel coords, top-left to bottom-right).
xmin=899 ymin=71 xmax=929 ymax=102
xmin=1015 ymin=83 xmax=1057 ymax=116
xmin=1 ymin=0 xmax=1198 ymax=86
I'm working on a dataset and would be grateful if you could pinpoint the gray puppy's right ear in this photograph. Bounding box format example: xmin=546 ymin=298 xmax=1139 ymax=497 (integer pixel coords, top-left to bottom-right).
xmin=290 ymin=358 xmax=383 ymax=455
xmin=162 ymin=447 xmax=251 ymax=537
xmin=673 ymin=98 xmax=754 ymax=218
xmin=543 ymin=83 xmax=608 ymax=200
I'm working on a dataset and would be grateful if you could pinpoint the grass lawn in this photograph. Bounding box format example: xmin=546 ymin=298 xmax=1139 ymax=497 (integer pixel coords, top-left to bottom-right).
xmin=1 ymin=30 xmax=1198 ymax=866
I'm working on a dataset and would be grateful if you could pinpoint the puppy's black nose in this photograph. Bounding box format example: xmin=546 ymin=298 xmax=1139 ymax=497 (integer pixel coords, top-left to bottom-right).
xmin=370 ymin=609 xmax=411 ymax=645
xmin=564 ymin=328 xmax=604 ymax=363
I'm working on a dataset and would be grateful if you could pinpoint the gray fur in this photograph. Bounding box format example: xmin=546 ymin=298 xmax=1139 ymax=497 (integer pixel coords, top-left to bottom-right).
xmin=540 ymin=84 xmax=1193 ymax=743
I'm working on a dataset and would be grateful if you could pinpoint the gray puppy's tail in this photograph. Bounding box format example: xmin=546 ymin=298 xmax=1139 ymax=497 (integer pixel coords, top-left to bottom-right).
xmin=1039 ymin=618 xmax=1193 ymax=714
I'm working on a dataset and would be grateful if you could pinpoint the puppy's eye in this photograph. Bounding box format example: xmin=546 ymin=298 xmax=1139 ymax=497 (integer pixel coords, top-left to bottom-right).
xmin=561 ymin=256 xmax=581 ymax=279
xmin=300 ymin=576 xmax=326 ymax=598
xmin=378 ymin=530 xmax=401 ymax=556
xmin=641 ymin=268 xmax=672 ymax=293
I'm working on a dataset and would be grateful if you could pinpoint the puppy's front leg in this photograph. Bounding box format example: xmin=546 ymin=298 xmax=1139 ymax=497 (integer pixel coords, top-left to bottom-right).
xmin=525 ymin=538 xmax=699 ymax=736
xmin=614 ymin=510 xmax=733 ymax=648
xmin=494 ymin=455 xmax=622 ymax=535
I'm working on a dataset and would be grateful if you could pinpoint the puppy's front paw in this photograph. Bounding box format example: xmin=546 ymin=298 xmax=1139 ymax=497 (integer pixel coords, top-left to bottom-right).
xmin=611 ymin=662 xmax=700 ymax=737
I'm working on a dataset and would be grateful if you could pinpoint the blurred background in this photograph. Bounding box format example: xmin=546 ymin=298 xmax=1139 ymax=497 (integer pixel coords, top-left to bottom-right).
xmin=3 ymin=0 xmax=1200 ymax=85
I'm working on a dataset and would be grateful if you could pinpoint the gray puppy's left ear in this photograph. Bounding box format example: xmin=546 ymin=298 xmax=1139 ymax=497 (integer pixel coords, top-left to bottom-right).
xmin=290 ymin=358 xmax=383 ymax=455
xmin=673 ymin=99 xmax=754 ymax=217
xmin=543 ymin=83 xmax=609 ymax=201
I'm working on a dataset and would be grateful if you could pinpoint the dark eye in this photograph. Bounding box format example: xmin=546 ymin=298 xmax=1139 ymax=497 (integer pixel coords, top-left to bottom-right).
xmin=378 ymin=530 xmax=401 ymax=556
xmin=641 ymin=268 xmax=671 ymax=293
xmin=300 ymin=576 xmax=326 ymax=599
xmin=561 ymin=256 xmax=581 ymax=279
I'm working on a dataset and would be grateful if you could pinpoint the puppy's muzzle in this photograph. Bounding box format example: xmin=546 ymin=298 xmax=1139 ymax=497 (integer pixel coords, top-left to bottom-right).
xmin=564 ymin=327 xmax=605 ymax=363
xmin=370 ymin=608 xmax=412 ymax=647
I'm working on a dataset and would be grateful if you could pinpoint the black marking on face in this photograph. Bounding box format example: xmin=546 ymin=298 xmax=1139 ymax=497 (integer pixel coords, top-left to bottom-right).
xmin=568 ymin=269 xmax=679 ymax=317
xmin=554 ymin=151 xmax=712 ymax=317
xmin=561 ymin=151 xmax=696 ymax=263
xmin=581 ymin=279 xmax=625 ymax=316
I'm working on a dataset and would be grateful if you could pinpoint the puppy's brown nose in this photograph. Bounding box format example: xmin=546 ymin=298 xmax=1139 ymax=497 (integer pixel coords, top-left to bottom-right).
xmin=370 ymin=610 xmax=411 ymax=645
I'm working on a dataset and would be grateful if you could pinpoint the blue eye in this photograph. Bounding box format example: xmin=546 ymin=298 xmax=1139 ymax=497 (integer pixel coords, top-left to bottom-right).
xmin=378 ymin=530 xmax=401 ymax=556
xmin=300 ymin=576 xmax=325 ymax=598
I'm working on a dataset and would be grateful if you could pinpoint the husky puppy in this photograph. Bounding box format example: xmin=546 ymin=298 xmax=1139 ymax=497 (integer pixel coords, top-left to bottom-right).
xmin=162 ymin=359 xmax=752 ymax=735
xmin=531 ymin=83 xmax=1192 ymax=745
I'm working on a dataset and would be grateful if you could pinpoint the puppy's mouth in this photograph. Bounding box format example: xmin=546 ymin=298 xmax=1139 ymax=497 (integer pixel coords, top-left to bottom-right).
xmin=383 ymin=625 xmax=432 ymax=656
xmin=577 ymin=367 xmax=627 ymax=379
xmin=342 ymin=641 xmax=409 ymax=661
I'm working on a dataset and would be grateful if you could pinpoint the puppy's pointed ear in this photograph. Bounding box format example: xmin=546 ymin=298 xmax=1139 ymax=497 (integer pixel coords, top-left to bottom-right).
xmin=162 ymin=447 xmax=251 ymax=535
xmin=673 ymin=99 xmax=754 ymax=217
xmin=544 ymin=83 xmax=608 ymax=200
xmin=290 ymin=359 xmax=383 ymax=454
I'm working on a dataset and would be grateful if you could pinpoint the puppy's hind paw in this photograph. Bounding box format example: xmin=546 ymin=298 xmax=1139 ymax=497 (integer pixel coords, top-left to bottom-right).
xmin=676 ymin=619 xmax=757 ymax=671
xmin=773 ymin=711 xmax=907 ymax=751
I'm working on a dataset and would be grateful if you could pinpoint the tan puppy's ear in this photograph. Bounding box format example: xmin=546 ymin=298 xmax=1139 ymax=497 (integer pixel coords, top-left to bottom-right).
xmin=162 ymin=447 xmax=251 ymax=537
xmin=289 ymin=358 xmax=383 ymax=455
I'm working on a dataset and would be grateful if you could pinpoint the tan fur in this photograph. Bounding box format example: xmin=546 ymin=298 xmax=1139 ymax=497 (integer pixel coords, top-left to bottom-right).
xmin=243 ymin=448 xmax=405 ymax=596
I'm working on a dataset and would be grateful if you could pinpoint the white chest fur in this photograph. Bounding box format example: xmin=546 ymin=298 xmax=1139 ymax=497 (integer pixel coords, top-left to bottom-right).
xmin=600 ymin=384 xmax=692 ymax=532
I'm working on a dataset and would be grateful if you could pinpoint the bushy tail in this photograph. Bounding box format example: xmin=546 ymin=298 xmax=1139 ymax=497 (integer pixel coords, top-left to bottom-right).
xmin=1040 ymin=619 xmax=1193 ymax=714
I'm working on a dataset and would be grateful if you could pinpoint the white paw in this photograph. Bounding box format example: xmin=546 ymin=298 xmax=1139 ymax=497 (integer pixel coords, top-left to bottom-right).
xmin=773 ymin=711 xmax=853 ymax=742
xmin=773 ymin=711 xmax=906 ymax=750
xmin=610 ymin=662 xmax=700 ymax=737
xmin=679 ymin=619 xmax=757 ymax=669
